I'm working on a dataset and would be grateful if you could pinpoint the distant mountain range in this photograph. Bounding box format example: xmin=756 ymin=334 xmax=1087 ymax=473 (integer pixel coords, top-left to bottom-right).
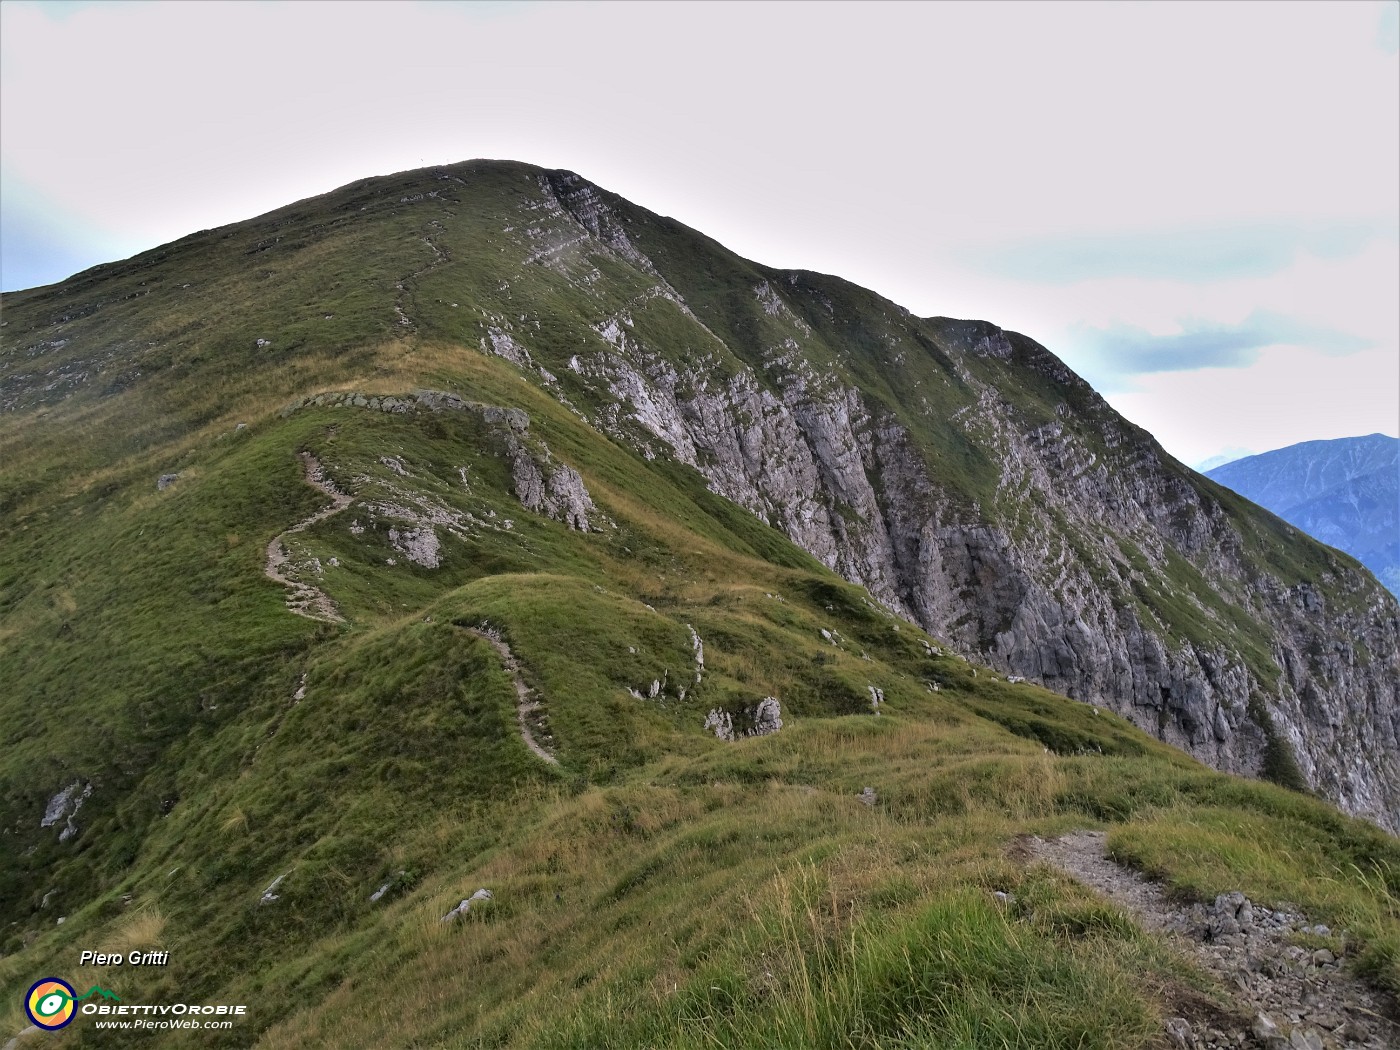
xmin=1206 ymin=435 xmax=1399 ymax=595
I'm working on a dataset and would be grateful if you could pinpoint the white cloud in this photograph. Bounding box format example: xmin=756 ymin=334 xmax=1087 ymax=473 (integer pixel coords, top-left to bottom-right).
xmin=1105 ymin=343 xmax=1400 ymax=469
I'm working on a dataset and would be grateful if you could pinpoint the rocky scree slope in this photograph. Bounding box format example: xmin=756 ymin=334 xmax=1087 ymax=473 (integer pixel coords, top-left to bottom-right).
xmin=2 ymin=159 xmax=1397 ymax=832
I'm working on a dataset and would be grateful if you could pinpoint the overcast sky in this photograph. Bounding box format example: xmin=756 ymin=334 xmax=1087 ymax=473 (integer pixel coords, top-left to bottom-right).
xmin=2 ymin=0 xmax=1397 ymax=468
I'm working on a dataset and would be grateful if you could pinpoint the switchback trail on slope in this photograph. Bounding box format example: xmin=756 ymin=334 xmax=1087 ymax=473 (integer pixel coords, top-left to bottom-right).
xmin=264 ymin=452 xmax=354 ymax=623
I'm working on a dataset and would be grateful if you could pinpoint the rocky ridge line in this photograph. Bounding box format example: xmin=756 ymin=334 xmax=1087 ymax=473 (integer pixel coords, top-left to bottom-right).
xmin=281 ymin=389 xmax=597 ymax=533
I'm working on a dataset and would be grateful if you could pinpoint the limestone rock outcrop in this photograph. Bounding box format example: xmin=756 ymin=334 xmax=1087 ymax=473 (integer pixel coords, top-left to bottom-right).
xmin=516 ymin=175 xmax=1398 ymax=829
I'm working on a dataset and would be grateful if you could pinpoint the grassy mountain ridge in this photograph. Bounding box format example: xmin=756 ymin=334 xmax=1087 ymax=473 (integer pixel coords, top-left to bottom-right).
xmin=2 ymin=159 xmax=1398 ymax=1046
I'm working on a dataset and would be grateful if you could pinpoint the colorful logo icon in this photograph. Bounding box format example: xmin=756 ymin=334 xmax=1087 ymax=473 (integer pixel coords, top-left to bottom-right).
xmin=25 ymin=977 xmax=77 ymax=1030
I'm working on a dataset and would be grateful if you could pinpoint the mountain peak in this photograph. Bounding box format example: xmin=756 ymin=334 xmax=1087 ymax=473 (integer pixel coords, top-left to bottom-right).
xmin=3 ymin=159 xmax=1398 ymax=1045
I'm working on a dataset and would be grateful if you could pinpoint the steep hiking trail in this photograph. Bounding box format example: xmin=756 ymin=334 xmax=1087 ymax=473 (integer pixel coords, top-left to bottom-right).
xmin=264 ymin=452 xmax=354 ymax=622
xmin=393 ymin=218 xmax=453 ymax=330
xmin=1028 ymin=831 xmax=1399 ymax=1050
xmin=463 ymin=625 xmax=559 ymax=766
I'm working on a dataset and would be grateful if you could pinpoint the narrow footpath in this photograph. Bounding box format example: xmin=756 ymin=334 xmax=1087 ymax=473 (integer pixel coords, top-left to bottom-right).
xmin=1031 ymin=830 xmax=1398 ymax=1050
xmin=464 ymin=626 xmax=559 ymax=766
xmin=264 ymin=452 xmax=353 ymax=623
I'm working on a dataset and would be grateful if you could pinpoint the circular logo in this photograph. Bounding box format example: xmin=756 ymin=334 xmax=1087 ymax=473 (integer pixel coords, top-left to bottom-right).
xmin=25 ymin=977 xmax=77 ymax=1030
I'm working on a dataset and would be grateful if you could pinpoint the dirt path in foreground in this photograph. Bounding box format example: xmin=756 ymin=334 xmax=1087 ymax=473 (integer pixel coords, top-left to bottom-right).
xmin=464 ymin=627 xmax=559 ymax=766
xmin=1030 ymin=831 xmax=1398 ymax=1050
xmin=264 ymin=453 xmax=353 ymax=623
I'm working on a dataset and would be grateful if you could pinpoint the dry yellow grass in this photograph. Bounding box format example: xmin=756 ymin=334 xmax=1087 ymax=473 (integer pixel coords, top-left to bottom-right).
xmin=100 ymin=906 xmax=166 ymax=955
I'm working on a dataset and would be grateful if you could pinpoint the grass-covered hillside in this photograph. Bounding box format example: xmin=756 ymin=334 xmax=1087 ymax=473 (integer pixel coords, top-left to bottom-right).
xmin=1 ymin=160 xmax=1396 ymax=1047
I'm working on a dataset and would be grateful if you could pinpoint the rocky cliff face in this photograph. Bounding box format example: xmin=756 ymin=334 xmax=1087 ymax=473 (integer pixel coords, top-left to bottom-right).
xmin=486 ymin=169 xmax=1400 ymax=830
xmin=570 ymin=316 xmax=1398 ymax=828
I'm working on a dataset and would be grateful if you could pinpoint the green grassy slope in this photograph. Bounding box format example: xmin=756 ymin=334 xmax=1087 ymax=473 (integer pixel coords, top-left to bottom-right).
xmin=1 ymin=161 xmax=1396 ymax=1047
